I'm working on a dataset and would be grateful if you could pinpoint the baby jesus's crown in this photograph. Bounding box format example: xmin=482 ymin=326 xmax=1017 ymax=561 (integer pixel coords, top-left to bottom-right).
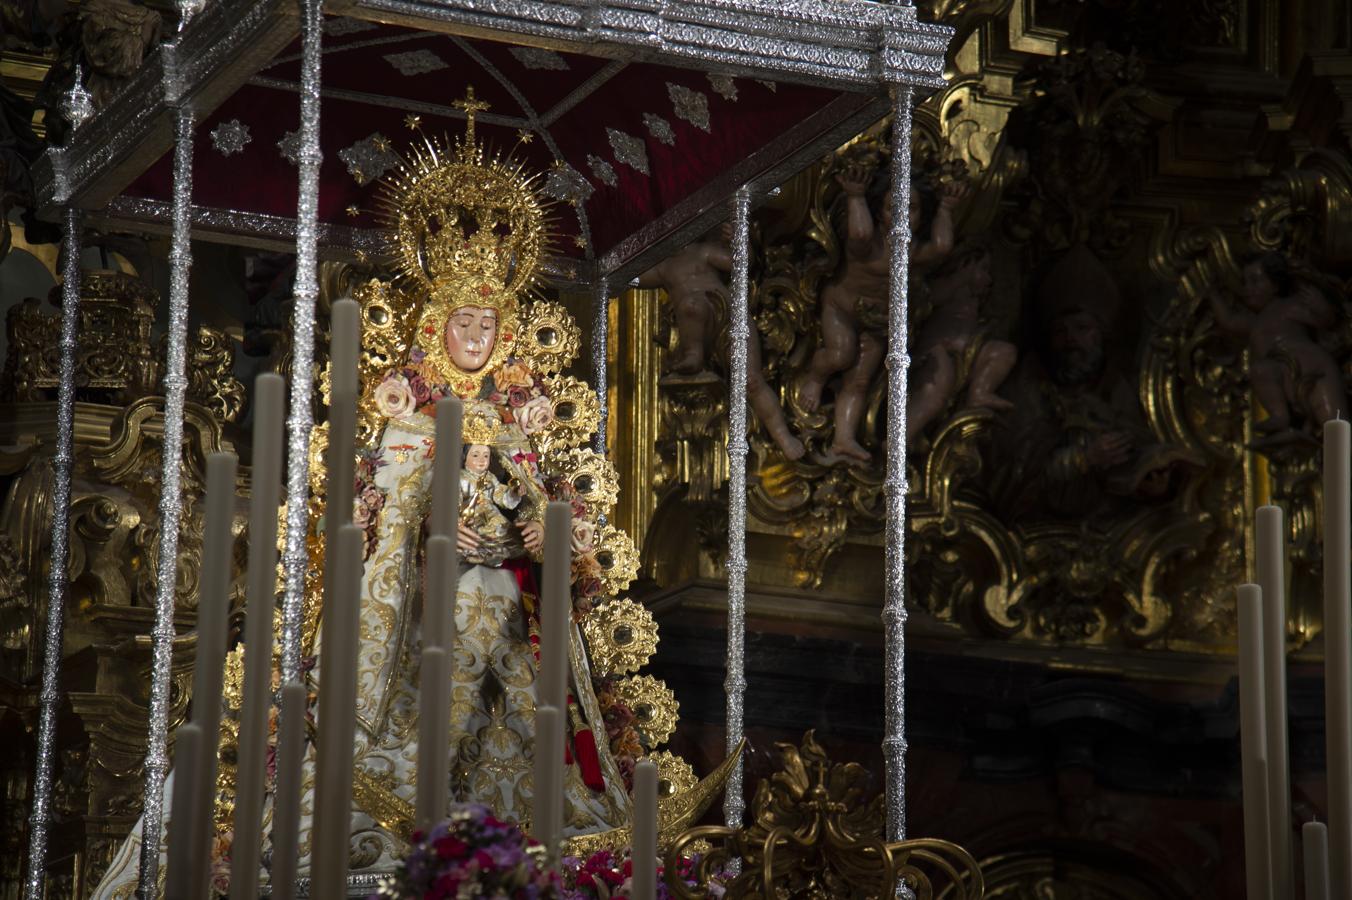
xmin=462 ymin=403 xmax=505 ymax=446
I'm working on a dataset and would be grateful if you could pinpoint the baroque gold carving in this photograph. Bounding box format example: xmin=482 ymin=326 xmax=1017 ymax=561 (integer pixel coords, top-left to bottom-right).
xmin=666 ymin=732 xmax=983 ymax=899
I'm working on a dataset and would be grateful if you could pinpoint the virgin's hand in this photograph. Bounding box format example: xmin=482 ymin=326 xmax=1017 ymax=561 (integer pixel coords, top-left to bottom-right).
xmin=457 ymin=522 xmax=480 ymax=553
xmin=519 ymin=520 xmax=544 ymax=553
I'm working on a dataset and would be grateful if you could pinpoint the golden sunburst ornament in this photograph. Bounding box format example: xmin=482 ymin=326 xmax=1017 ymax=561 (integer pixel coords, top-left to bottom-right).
xmin=373 ymin=86 xmax=555 ymax=394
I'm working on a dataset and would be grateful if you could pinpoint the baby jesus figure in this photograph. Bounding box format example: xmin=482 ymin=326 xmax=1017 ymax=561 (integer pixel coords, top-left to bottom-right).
xmin=459 ymin=442 xmax=527 ymax=567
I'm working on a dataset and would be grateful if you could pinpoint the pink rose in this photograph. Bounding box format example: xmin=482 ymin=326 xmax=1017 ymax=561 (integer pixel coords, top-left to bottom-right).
xmin=506 ymin=385 xmax=531 ymax=408
xmin=373 ymin=375 xmax=415 ymax=420
xmin=571 ymin=518 xmax=596 ymax=553
xmin=352 ymin=501 xmax=372 ymax=528
xmin=514 ymin=394 xmax=554 ymax=435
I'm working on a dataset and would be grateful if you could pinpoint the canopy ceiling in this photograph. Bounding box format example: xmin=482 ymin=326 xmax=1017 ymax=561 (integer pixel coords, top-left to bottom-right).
xmin=38 ymin=0 xmax=951 ymax=283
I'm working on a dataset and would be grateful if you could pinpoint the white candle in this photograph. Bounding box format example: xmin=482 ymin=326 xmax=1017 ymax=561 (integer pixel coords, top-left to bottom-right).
xmin=310 ymin=525 xmax=365 ymax=899
xmin=632 ymin=760 xmax=658 ymax=900
xmin=165 ymin=723 xmax=203 ymax=900
xmin=269 ymin=681 xmax=308 ymax=900
xmin=326 ymin=298 xmax=360 ymax=533
xmin=425 ymin=534 xmax=457 ymax=652
xmin=1256 ymin=504 xmax=1292 ymax=897
xmin=416 ymin=646 xmax=452 ymax=831
xmin=230 ymin=373 xmax=284 ymax=900
xmin=430 ymin=396 xmax=463 ymax=539
xmin=1239 ymin=584 xmax=1274 ymax=900
xmin=189 ymin=452 xmax=238 ymax=899
xmin=1305 ymin=821 xmax=1331 ymax=900
xmin=1325 ymin=417 xmax=1352 ymax=898
xmin=532 ymin=705 xmax=563 ymax=867
xmin=542 ymin=502 xmax=572 ymax=715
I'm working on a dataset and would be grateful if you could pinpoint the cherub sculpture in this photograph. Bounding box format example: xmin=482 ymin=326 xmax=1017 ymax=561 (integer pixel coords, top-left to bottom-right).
xmin=797 ymin=161 xmax=965 ymax=462
xmin=1207 ymin=251 xmax=1348 ymax=438
xmin=639 ymin=226 xmax=806 ymax=460
xmin=906 ymin=244 xmax=1017 ymax=445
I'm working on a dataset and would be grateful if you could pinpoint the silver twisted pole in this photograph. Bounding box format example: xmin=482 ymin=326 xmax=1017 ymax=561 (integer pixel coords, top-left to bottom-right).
xmin=278 ymin=0 xmax=323 ymax=683
xmin=723 ymin=185 xmax=751 ymax=829
xmin=882 ymin=85 xmax=915 ymax=844
xmin=592 ymin=276 xmax=609 ymax=459
xmin=23 ymin=206 xmax=82 ymax=900
xmin=139 ymin=98 xmax=195 ymax=898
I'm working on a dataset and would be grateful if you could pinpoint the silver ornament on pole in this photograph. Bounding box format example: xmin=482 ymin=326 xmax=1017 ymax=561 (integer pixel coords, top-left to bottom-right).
xmin=882 ymin=85 xmax=915 ymax=844
xmin=723 ymin=185 xmax=751 ymax=830
xmin=23 ymin=205 xmax=83 ymax=900
xmin=138 ymin=98 xmax=195 ymax=899
xmin=278 ymin=0 xmax=324 ymax=684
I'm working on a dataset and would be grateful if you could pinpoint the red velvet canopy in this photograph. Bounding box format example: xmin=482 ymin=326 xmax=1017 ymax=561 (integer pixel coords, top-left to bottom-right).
xmin=118 ymin=19 xmax=864 ymax=272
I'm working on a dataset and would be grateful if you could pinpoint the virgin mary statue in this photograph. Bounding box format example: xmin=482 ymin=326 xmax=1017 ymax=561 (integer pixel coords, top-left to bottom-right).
xmin=91 ymin=114 xmax=693 ymax=896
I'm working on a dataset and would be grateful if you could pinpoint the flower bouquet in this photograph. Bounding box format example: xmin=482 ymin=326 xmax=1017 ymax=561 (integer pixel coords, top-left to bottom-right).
xmin=369 ymin=804 xmax=560 ymax=900
xmin=559 ymin=849 xmax=725 ymax=900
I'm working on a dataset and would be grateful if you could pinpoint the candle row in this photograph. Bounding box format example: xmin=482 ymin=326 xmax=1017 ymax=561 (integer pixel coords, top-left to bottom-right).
xmin=1240 ymin=418 xmax=1351 ymax=900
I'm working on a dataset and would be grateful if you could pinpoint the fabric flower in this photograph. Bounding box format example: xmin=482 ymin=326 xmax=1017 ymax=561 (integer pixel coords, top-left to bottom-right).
xmin=407 ymin=374 xmax=433 ymax=405
xmin=373 ymin=375 xmax=416 ymax=420
xmin=571 ymin=518 xmax=596 ymax=553
xmin=506 ymin=385 xmax=532 ymax=409
xmin=495 ymin=361 xmax=534 ymax=389
xmin=516 ymin=394 xmax=555 ymax=435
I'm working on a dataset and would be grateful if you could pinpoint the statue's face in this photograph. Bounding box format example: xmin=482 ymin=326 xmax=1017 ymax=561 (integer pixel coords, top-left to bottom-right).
xmin=465 ymin=444 xmax=491 ymax=474
xmin=445 ymin=306 xmax=498 ymax=371
xmin=1241 ymin=262 xmax=1276 ymax=311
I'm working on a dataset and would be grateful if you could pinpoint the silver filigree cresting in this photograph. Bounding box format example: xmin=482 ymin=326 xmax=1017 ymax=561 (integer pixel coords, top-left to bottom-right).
xmin=723 ymin=185 xmax=751 ymax=833
xmin=384 ymin=48 xmax=448 ymax=76
xmin=61 ymin=65 xmax=95 ymax=135
xmin=643 ymin=113 xmax=675 ymax=146
xmin=280 ymin=0 xmax=324 ymax=684
xmin=667 ymin=82 xmax=711 ymax=132
xmin=587 ymin=154 xmax=617 ymax=188
xmin=339 ymin=132 xmax=401 ymax=185
xmin=278 ymin=129 xmax=302 ymax=165
xmin=23 ymin=206 xmax=82 ymax=900
xmin=139 ymin=101 xmax=195 ymax=898
xmin=510 ymin=46 xmax=570 ymax=70
xmin=883 ymin=85 xmax=915 ymax=844
xmin=211 ymin=119 xmax=252 ymax=156
xmin=707 ymin=73 xmax=738 ymax=101
xmin=607 ymin=128 xmax=650 ymax=175
xmin=544 ymin=161 xmax=594 ymax=205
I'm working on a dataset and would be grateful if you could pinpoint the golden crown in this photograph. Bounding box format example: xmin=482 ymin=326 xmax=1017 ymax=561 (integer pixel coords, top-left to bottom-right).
xmin=369 ymin=88 xmax=555 ymax=396
xmin=376 ymin=87 xmax=550 ymax=303
xmin=462 ymin=401 xmax=505 ymax=446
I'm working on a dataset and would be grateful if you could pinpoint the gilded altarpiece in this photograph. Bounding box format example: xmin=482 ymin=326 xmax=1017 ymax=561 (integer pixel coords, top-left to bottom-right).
xmin=636 ymin=0 xmax=1352 ymax=662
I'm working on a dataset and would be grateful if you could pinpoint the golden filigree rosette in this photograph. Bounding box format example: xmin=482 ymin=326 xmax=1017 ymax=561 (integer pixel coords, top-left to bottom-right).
xmin=612 ymin=674 xmax=680 ymax=746
xmin=537 ymin=375 xmax=600 ymax=450
xmin=593 ymin=524 xmax=640 ymax=596
xmin=517 ymin=300 xmax=582 ymax=374
xmin=647 ymin=750 xmax=698 ymax=800
xmin=547 ymin=448 xmax=620 ymax=519
xmin=582 ymin=598 xmax=658 ymax=675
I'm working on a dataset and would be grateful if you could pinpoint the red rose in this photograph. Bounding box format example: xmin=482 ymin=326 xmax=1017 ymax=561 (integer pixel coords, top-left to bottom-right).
xmin=434 ymin=835 xmax=468 ymax=859
xmin=506 ymin=386 xmax=531 ymax=408
xmin=474 ymin=849 xmax=495 ymax=869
